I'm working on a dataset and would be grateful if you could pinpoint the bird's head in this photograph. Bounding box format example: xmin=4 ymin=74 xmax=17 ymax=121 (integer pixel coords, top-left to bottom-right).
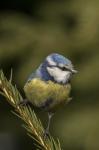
xmin=39 ymin=53 xmax=77 ymax=84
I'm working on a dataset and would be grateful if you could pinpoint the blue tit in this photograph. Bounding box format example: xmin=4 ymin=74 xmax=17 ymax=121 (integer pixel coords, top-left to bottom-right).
xmin=24 ymin=53 xmax=77 ymax=135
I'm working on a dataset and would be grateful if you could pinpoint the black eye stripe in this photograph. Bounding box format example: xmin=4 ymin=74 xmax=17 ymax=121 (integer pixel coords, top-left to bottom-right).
xmin=58 ymin=66 xmax=69 ymax=71
xmin=48 ymin=65 xmax=56 ymax=68
xmin=61 ymin=67 xmax=67 ymax=71
xmin=48 ymin=65 xmax=69 ymax=71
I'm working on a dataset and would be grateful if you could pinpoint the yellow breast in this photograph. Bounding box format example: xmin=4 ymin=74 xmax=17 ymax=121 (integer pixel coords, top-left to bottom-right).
xmin=24 ymin=78 xmax=71 ymax=111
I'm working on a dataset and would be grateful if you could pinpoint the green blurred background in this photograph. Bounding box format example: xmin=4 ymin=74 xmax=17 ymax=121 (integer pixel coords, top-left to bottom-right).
xmin=0 ymin=0 xmax=99 ymax=149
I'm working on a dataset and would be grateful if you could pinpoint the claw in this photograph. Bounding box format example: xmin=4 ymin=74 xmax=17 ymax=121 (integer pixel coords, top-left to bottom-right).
xmin=66 ymin=97 xmax=72 ymax=104
xmin=18 ymin=99 xmax=29 ymax=106
xmin=43 ymin=129 xmax=50 ymax=139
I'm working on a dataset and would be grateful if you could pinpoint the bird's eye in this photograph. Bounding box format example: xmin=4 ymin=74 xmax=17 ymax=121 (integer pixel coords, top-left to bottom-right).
xmin=61 ymin=67 xmax=66 ymax=71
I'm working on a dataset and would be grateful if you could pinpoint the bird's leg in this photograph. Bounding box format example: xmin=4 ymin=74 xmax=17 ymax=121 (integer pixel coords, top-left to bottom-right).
xmin=44 ymin=112 xmax=54 ymax=137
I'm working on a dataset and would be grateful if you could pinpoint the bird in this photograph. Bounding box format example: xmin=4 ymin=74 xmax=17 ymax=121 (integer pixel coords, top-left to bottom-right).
xmin=23 ymin=53 xmax=77 ymax=136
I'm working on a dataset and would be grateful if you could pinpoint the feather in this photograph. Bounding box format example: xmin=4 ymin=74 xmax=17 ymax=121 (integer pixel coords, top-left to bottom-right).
xmin=24 ymin=78 xmax=71 ymax=111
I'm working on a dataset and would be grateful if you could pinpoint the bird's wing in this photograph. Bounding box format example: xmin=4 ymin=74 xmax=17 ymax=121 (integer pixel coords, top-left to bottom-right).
xmin=27 ymin=72 xmax=36 ymax=82
xmin=27 ymin=68 xmax=42 ymax=82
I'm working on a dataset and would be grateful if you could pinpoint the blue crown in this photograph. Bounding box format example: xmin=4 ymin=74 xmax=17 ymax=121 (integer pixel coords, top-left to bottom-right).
xmin=48 ymin=53 xmax=71 ymax=65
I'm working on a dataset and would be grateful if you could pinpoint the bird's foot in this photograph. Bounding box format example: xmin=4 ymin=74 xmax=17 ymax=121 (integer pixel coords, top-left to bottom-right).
xmin=66 ymin=97 xmax=72 ymax=104
xmin=43 ymin=129 xmax=50 ymax=139
xmin=18 ymin=99 xmax=29 ymax=106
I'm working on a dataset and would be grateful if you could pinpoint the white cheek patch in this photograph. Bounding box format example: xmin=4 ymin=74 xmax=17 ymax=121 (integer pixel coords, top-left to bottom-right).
xmin=47 ymin=67 xmax=71 ymax=83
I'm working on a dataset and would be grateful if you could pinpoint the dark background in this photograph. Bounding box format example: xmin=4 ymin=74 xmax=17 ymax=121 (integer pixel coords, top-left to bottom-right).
xmin=0 ymin=0 xmax=99 ymax=149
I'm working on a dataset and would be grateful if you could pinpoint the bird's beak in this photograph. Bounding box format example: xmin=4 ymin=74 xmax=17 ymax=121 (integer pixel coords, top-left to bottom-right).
xmin=71 ymin=68 xmax=78 ymax=74
xmin=65 ymin=65 xmax=78 ymax=74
